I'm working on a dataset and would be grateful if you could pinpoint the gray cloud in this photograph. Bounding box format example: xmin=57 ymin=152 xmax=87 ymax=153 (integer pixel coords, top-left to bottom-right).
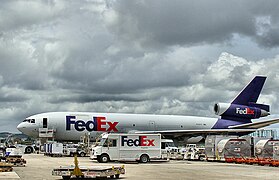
xmin=107 ymin=0 xmax=279 ymax=48
xmin=0 ymin=1 xmax=279 ymax=132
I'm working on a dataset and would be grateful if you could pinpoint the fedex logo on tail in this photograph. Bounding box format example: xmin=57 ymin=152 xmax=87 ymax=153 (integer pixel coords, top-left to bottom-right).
xmin=236 ymin=108 xmax=254 ymax=115
xmin=121 ymin=136 xmax=155 ymax=147
xmin=66 ymin=116 xmax=118 ymax=132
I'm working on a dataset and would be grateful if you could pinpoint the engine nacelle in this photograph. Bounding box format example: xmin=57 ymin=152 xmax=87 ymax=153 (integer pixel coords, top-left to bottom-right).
xmin=214 ymin=103 xmax=231 ymax=116
xmin=214 ymin=103 xmax=269 ymax=119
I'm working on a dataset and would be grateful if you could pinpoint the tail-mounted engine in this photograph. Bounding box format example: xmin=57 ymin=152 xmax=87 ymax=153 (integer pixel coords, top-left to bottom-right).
xmin=214 ymin=103 xmax=270 ymax=120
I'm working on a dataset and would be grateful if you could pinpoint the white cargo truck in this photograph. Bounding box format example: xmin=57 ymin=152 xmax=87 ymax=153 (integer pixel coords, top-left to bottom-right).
xmin=91 ymin=133 xmax=161 ymax=163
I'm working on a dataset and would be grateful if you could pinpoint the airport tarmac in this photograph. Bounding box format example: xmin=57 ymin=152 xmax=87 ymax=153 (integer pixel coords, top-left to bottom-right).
xmin=1 ymin=154 xmax=278 ymax=179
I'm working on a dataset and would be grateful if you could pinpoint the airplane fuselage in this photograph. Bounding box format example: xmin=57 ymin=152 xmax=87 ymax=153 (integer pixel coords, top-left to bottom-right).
xmin=17 ymin=112 xmax=216 ymax=141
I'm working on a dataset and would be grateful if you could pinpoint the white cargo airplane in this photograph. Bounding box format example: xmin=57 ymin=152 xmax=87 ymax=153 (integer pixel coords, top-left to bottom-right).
xmin=17 ymin=76 xmax=279 ymax=141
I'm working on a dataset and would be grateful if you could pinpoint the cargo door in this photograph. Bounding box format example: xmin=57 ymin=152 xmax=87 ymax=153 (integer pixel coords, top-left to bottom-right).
xmin=103 ymin=138 xmax=118 ymax=161
xmin=43 ymin=118 xmax=48 ymax=128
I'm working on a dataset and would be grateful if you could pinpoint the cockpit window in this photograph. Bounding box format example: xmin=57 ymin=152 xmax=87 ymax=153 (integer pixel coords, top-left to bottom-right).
xmin=23 ymin=119 xmax=35 ymax=123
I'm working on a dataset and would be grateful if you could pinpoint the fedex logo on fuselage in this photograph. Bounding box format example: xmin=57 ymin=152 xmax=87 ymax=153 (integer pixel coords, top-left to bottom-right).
xmin=66 ymin=116 xmax=118 ymax=132
xmin=121 ymin=136 xmax=155 ymax=147
xmin=236 ymin=108 xmax=254 ymax=115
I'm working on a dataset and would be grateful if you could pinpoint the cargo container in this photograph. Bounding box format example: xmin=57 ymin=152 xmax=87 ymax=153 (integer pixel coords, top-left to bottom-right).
xmin=255 ymin=139 xmax=279 ymax=158
xmin=217 ymin=138 xmax=251 ymax=160
xmin=205 ymin=135 xmax=238 ymax=161
xmin=44 ymin=142 xmax=63 ymax=157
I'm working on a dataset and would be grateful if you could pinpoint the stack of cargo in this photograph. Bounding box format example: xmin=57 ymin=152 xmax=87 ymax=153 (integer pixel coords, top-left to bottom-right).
xmin=255 ymin=139 xmax=279 ymax=159
xmin=0 ymin=162 xmax=13 ymax=172
xmin=5 ymin=147 xmax=26 ymax=167
xmin=205 ymin=135 xmax=279 ymax=167
xmin=205 ymin=135 xmax=240 ymax=161
xmin=254 ymin=139 xmax=279 ymax=166
xmin=5 ymin=157 xmax=26 ymax=167
xmin=217 ymin=138 xmax=251 ymax=163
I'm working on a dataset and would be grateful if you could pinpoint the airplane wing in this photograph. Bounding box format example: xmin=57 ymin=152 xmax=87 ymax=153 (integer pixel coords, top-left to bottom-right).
xmin=134 ymin=118 xmax=279 ymax=138
xmin=228 ymin=118 xmax=279 ymax=129
xmin=134 ymin=128 xmax=257 ymax=137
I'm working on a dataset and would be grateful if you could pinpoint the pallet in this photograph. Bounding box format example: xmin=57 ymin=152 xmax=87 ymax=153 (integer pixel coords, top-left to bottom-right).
xmin=6 ymin=157 xmax=26 ymax=164
xmin=0 ymin=167 xmax=13 ymax=172
xmin=11 ymin=163 xmax=25 ymax=167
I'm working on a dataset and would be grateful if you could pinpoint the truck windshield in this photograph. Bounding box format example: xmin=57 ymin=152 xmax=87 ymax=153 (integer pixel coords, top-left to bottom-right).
xmin=99 ymin=138 xmax=107 ymax=146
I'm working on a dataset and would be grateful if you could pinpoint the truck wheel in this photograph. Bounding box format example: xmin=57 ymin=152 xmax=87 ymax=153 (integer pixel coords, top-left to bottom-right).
xmin=99 ymin=154 xmax=110 ymax=163
xmin=140 ymin=154 xmax=149 ymax=163
xmin=79 ymin=152 xmax=85 ymax=157
xmin=25 ymin=146 xmax=33 ymax=154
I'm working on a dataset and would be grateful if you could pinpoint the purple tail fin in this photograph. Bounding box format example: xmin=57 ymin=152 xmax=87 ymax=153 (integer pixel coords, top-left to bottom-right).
xmin=212 ymin=76 xmax=270 ymax=129
xmin=231 ymin=76 xmax=266 ymax=105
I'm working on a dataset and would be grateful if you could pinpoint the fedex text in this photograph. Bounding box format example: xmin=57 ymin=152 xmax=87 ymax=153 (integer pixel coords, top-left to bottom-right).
xmin=236 ymin=108 xmax=254 ymax=115
xmin=66 ymin=116 xmax=118 ymax=132
xmin=121 ymin=136 xmax=155 ymax=147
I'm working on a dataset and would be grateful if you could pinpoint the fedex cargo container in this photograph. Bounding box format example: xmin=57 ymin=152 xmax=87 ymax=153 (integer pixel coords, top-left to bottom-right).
xmin=205 ymin=135 xmax=238 ymax=161
xmin=91 ymin=133 xmax=161 ymax=163
xmin=255 ymin=139 xmax=279 ymax=158
xmin=216 ymin=138 xmax=251 ymax=160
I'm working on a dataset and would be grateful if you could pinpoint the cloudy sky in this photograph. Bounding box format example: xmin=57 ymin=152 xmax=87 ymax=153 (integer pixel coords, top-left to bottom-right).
xmin=1 ymin=0 xmax=279 ymax=133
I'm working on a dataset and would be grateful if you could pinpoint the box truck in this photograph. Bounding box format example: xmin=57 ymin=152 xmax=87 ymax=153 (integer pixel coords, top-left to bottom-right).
xmin=91 ymin=133 xmax=161 ymax=163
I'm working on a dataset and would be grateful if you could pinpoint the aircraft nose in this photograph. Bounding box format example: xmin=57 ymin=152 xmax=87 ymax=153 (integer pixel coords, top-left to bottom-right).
xmin=17 ymin=123 xmax=25 ymax=133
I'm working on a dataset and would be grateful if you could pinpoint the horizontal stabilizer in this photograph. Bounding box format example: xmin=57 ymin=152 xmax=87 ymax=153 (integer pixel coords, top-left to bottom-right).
xmin=229 ymin=118 xmax=279 ymax=129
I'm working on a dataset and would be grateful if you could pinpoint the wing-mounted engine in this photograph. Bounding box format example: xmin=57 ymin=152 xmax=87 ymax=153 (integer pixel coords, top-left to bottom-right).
xmin=214 ymin=103 xmax=270 ymax=120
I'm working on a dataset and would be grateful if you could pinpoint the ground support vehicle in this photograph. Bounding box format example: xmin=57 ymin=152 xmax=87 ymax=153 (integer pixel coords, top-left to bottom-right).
xmin=16 ymin=144 xmax=36 ymax=154
xmin=52 ymin=165 xmax=125 ymax=179
xmin=161 ymin=139 xmax=181 ymax=160
xmin=184 ymin=147 xmax=205 ymax=161
xmin=63 ymin=144 xmax=87 ymax=157
xmin=52 ymin=155 xmax=125 ymax=179
xmin=91 ymin=133 xmax=161 ymax=163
